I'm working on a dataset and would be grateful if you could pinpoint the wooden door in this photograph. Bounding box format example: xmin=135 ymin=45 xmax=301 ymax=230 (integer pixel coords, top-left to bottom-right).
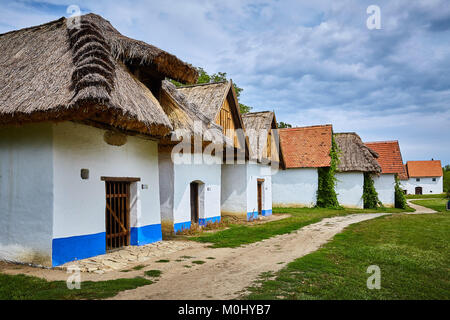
xmin=415 ymin=187 xmax=422 ymax=195
xmin=190 ymin=182 xmax=199 ymax=224
xmin=257 ymin=180 xmax=263 ymax=215
xmin=104 ymin=180 xmax=131 ymax=250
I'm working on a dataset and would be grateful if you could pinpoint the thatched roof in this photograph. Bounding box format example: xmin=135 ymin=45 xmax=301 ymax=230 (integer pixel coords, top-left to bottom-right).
xmin=160 ymin=80 xmax=229 ymax=145
xmin=334 ymin=133 xmax=381 ymax=173
xmin=241 ymin=111 xmax=285 ymax=166
xmin=177 ymin=81 xmax=231 ymax=122
xmin=0 ymin=14 xmax=198 ymax=136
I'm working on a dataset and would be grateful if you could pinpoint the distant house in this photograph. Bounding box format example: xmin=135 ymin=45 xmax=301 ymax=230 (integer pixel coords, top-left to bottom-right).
xmin=273 ymin=125 xmax=333 ymax=207
xmin=402 ymin=160 xmax=443 ymax=195
xmin=334 ymin=133 xmax=382 ymax=208
xmin=241 ymin=111 xmax=285 ymax=217
xmin=158 ymin=81 xmax=228 ymax=233
xmin=0 ymin=14 xmax=197 ymax=267
xmin=364 ymin=141 xmax=407 ymax=207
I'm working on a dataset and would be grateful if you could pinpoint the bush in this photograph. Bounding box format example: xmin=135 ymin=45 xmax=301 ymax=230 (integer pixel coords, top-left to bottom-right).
xmin=316 ymin=136 xmax=340 ymax=208
xmin=363 ymin=173 xmax=381 ymax=209
xmin=394 ymin=176 xmax=407 ymax=209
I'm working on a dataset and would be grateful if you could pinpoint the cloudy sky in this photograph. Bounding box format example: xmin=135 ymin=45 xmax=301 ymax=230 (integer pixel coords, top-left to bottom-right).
xmin=1 ymin=0 xmax=449 ymax=165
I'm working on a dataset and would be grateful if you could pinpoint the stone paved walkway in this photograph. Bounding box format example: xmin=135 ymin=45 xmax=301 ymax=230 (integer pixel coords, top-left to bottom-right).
xmin=56 ymin=240 xmax=201 ymax=274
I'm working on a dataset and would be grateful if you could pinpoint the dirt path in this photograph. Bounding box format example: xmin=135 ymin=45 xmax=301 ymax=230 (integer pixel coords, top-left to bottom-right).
xmin=406 ymin=199 xmax=439 ymax=214
xmin=1 ymin=203 xmax=435 ymax=299
xmin=111 ymin=213 xmax=389 ymax=300
xmin=112 ymin=203 xmax=436 ymax=300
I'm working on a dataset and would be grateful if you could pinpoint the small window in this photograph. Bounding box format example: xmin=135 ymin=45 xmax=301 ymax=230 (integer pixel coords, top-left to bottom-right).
xmin=416 ymin=178 xmax=420 ymax=182
xmin=432 ymin=178 xmax=436 ymax=182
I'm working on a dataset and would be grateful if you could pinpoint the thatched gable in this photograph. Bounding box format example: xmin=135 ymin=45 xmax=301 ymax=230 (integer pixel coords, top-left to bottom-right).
xmin=241 ymin=111 xmax=285 ymax=167
xmin=334 ymin=133 xmax=381 ymax=173
xmin=160 ymin=80 xmax=229 ymax=145
xmin=177 ymin=80 xmax=250 ymax=157
xmin=0 ymin=14 xmax=198 ymax=136
xmin=177 ymin=81 xmax=231 ymax=122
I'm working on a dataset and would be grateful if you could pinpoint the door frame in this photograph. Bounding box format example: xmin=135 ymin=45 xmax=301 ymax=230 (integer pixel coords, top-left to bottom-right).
xmin=257 ymin=179 xmax=264 ymax=215
xmin=190 ymin=181 xmax=199 ymax=224
xmin=102 ymin=176 xmax=140 ymax=250
xmin=415 ymin=186 xmax=423 ymax=195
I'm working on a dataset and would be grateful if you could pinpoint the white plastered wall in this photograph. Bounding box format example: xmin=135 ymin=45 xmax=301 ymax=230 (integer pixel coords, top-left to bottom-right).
xmin=52 ymin=122 xmax=162 ymax=239
xmin=335 ymin=172 xmax=364 ymax=208
xmin=246 ymin=162 xmax=272 ymax=215
xmin=272 ymin=168 xmax=318 ymax=207
xmin=402 ymin=176 xmax=443 ymax=195
xmin=159 ymin=153 xmax=222 ymax=225
xmin=373 ymin=174 xmax=395 ymax=207
xmin=0 ymin=123 xmax=54 ymax=266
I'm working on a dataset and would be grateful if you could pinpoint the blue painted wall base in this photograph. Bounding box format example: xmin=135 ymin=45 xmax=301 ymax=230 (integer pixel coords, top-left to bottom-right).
xmin=130 ymin=223 xmax=162 ymax=246
xmin=52 ymin=232 xmax=106 ymax=267
xmin=261 ymin=209 xmax=272 ymax=216
xmin=52 ymin=223 xmax=162 ymax=267
xmin=199 ymin=216 xmax=221 ymax=226
xmin=247 ymin=211 xmax=258 ymax=221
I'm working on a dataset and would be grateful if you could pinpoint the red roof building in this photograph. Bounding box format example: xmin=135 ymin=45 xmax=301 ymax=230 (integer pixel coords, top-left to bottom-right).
xmin=364 ymin=141 xmax=408 ymax=179
xmin=278 ymin=125 xmax=333 ymax=168
xmin=406 ymin=160 xmax=443 ymax=177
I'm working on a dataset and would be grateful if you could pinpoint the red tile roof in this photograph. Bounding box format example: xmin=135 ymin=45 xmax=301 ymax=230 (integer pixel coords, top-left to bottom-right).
xmin=279 ymin=125 xmax=332 ymax=168
xmin=364 ymin=141 xmax=408 ymax=179
xmin=406 ymin=160 xmax=443 ymax=177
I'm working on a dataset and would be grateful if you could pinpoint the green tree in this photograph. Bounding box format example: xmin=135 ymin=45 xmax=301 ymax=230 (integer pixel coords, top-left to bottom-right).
xmin=277 ymin=122 xmax=292 ymax=128
xmin=443 ymin=165 xmax=450 ymax=198
xmin=171 ymin=67 xmax=252 ymax=114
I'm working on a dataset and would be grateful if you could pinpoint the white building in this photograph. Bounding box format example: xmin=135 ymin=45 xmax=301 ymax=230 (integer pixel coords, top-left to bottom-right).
xmin=158 ymin=81 xmax=226 ymax=233
xmin=272 ymin=125 xmax=333 ymax=207
xmin=402 ymin=160 xmax=443 ymax=195
xmin=179 ymin=83 xmax=277 ymax=220
xmin=334 ymin=133 xmax=382 ymax=209
xmin=0 ymin=14 xmax=198 ymax=266
xmin=364 ymin=141 xmax=408 ymax=207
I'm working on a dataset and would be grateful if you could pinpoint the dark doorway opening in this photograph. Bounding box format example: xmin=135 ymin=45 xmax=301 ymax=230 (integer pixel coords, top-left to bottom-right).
xmin=102 ymin=177 xmax=140 ymax=251
xmin=257 ymin=179 xmax=264 ymax=215
xmin=415 ymin=187 xmax=423 ymax=195
xmin=190 ymin=182 xmax=199 ymax=224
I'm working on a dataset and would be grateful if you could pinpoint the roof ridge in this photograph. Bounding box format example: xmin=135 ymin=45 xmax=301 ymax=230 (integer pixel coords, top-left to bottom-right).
xmin=177 ymin=81 xmax=228 ymax=89
xmin=365 ymin=140 xmax=399 ymax=144
xmin=279 ymin=124 xmax=332 ymax=131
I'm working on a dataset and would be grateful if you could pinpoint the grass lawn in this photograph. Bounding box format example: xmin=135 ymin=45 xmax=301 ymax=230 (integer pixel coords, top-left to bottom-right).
xmin=411 ymin=198 xmax=448 ymax=212
xmin=0 ymin=273 xmax=152 ymax=300
xmin=245 ymin=213 xmax=450 ymax=300
xmin=406 ymin=193 xmax=447 ymax=199
xmin=190 ymin=206 xmax=413 ymax=248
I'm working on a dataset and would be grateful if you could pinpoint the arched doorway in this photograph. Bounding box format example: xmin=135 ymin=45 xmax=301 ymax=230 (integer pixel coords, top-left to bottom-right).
xmin=415 ymin=186 xmax=423 ymax=195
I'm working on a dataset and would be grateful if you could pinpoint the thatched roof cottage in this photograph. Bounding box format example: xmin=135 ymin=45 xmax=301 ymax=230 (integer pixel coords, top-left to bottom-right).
xmin=0 ymin=14 xmax=197 ymax=267
xmin=158 ymin=80 xmax=230 ymax=233
xmin=237 ymin=111 xmax=286 ymax=217
xmin=178 ymin=81 xmax=270 ymax=221
xmin=273 ymin=125 xmax=333 ymax=207
xmin=365 ymin=141 xmax=407 ymax=206
xmin=334 ymin=133 xmax=382 ymax=208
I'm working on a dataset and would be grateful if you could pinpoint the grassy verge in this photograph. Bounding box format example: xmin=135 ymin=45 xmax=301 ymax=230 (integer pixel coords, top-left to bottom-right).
xmin=411 ymin=199 xmax=448 ymax=212
xmin=0 ymin=273 xmax=152 ymax=300
xmin=245 ymin=213 xmax=450 ymax=300
xmin=190 ymin=206 xmax=413 ymax=248
xmin=406 ymin=193 xmax=447 ymax=199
